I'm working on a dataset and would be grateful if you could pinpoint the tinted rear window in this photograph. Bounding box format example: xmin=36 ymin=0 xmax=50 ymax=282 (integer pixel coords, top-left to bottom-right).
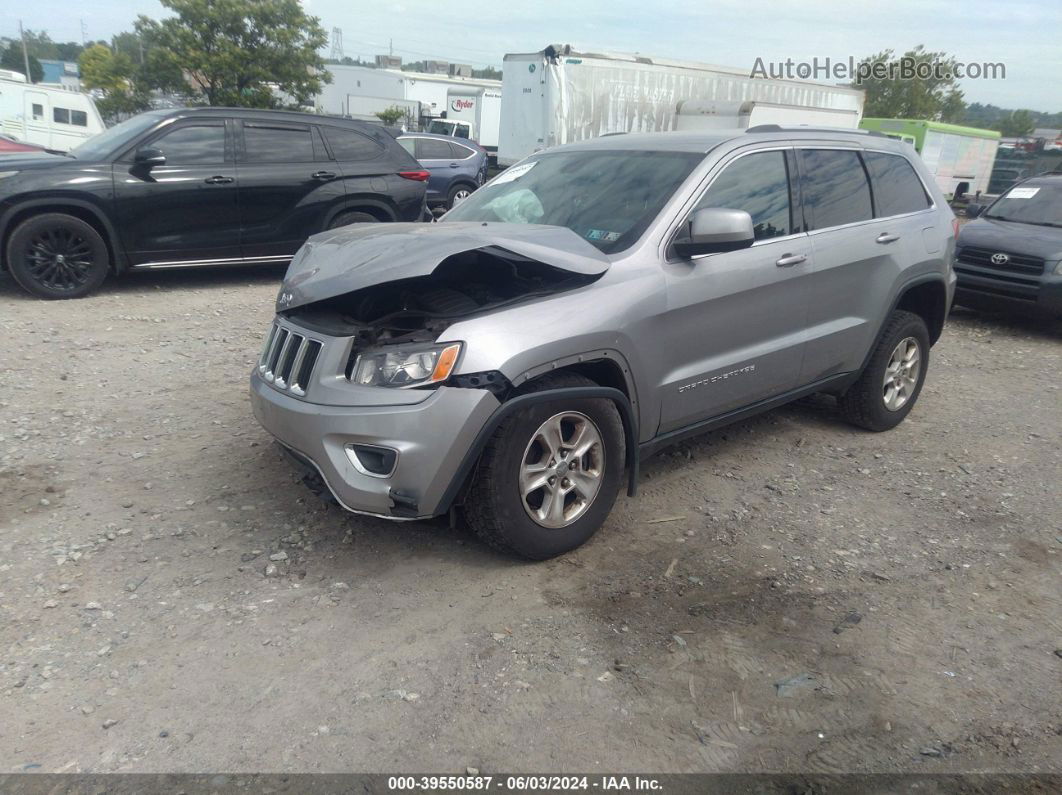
xmin=798 ymin=149 xmax=873 ymax=230
xmin=417 ymin=138 xmax=456 ymax=160
xmin=322 ymin=126 xmax=383 ymax=160
xmin=243 ymin=124 xmax=314 ymax=163
xmin=864 ymin=152 xmax=930 ymax=216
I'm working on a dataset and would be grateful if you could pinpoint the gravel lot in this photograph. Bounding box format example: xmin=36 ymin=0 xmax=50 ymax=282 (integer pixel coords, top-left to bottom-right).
xmin=1 ymin=266 xmax=1060 ymax=774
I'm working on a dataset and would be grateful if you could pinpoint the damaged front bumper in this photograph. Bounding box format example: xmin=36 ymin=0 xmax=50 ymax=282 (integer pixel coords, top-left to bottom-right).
xmin=250 ymin=370 xmax=499 ymax=519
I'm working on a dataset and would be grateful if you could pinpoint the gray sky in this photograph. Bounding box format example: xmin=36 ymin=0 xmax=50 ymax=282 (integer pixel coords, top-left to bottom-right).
xmin=4 ymin=0 xmax=1059 ymax=110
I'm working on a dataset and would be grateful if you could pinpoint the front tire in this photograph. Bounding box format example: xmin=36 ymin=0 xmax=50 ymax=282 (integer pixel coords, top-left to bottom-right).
xmin=7 ymin=213 xmax=110 ymax=299
xmin=464 ymin=373 xmax=626 ymax=560
xmin=839 ymin=310 xmax=930 ymax=431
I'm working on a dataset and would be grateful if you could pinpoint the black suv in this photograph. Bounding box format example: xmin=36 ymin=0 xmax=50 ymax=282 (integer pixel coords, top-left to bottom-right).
xmin=0 ymin=108 xmax=429 ymax=299
xmin=957 ymin=174 xmax=1062 ymax=317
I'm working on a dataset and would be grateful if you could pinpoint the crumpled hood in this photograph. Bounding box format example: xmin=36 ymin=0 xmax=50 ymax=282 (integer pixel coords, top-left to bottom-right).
xmin=958 ymin=218 xmax=1062 ymax=262
xmin=277 ymin=222 xmax=611 ymax=311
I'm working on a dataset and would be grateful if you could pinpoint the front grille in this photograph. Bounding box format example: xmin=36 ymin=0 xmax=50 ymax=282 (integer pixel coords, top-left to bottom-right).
xmin=956 ymin=246 xmax=1045 ymax=275
xmin=258 ymin=322 xmax=322 ymax=396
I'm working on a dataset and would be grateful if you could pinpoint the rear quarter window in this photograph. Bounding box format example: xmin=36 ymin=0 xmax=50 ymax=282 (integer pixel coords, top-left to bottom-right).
xmin=322 ymin=126 xmax=384 ymax=161
xmin=864 ymin=152 xmax=931 ymax=217
xmin=798 ymin=149 xmax=873 ymax=230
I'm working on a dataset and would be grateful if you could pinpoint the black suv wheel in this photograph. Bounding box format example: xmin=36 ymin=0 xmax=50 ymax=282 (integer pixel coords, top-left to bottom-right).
xmin=7 ymin=213 xmax=110 ymax=299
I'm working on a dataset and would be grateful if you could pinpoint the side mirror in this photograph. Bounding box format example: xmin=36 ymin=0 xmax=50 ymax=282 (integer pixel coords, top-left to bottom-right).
xmin=964 ymin=203 xmax=984 ymax=219
xmin=674 ymin=207 xmax=755 ymax=258
xmin=134 ymin=147 xmax=166 ymax=168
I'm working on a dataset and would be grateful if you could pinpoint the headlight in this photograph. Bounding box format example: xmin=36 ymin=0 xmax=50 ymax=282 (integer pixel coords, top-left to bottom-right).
xmin=351 ymin=342 xmax=462 ymax=388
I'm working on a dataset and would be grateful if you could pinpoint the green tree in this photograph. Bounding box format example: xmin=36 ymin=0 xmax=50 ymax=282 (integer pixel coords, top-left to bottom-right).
xmin=375 ymin=105 xmax=407 ymax=125
xmin=1 ymin=46 xmax=43 ymax=82
xmin=997 ymin=109 xmax=1035 ymax=137
xmin=853 ymin=46 xmax=966 ymax=123
xmin=135 ymin=0 xmax=330 ymax=107
xmin=78 ymin=44 xmax=150 ymax=123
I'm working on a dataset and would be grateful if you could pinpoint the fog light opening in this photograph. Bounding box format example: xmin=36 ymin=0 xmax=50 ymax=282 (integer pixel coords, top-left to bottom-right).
xmin=345 ymin=444 xmax=399 ymax=478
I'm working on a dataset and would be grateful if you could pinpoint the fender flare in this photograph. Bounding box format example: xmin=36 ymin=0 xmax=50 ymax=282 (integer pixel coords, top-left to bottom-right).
xmin=0 ymin=197 xmax=126 ymax=271
xmin=430 ymin=386 xmax=639 ymax=517
xmin=845 ymin=272 xmax=949 ymax=389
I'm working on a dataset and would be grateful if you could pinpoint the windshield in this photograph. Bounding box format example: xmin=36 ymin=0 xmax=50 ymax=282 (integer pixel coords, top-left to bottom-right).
xmin=69 ymin=112 xmax=168 ymax=160
xmin=984 ymin=182 xmax=1062 ymax=227
xmin=427 ymin=121 xmax=452 ymax=134
xmin=443 ymin=149 xmax=704 ymax=253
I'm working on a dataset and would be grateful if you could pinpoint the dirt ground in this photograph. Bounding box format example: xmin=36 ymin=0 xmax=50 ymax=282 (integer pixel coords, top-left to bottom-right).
xmin=1 ymin=265 xmax=1060 ymax=775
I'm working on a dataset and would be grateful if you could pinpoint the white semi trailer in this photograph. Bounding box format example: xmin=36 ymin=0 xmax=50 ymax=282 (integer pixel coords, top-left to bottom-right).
xmin=498 ymin=45 xmax=864 ymax=166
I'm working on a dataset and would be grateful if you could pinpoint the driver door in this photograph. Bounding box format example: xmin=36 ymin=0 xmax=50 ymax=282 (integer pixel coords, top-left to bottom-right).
xmin=654 ymin=148 xmax=813 ymax=434
xmin=113 ymin=119 xmax=241 ymax=266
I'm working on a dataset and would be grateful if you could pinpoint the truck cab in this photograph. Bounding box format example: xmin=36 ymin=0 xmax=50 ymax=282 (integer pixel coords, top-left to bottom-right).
xmin=427 ymin=119 xmax=474 ymax=140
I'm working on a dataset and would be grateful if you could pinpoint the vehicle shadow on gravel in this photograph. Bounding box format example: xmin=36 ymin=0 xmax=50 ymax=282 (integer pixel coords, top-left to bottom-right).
xmin=0 ymin=264 xmax=286 ymax=301
xmin=948 ymin=306 xmax=1062 ymax=339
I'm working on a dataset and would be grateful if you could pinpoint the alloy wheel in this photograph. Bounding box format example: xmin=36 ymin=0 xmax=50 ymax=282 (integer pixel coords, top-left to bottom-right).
xmin=883 ymin=336 xmax=921 ymax=411
xmin=23 ymin=227 xmax=96 ymax=292
xmin=519 ymin=411 xmax=605 ymax=529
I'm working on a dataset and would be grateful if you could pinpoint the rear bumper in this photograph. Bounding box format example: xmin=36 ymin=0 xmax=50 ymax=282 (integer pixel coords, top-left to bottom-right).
xmin=250 ymin=370 xmax=499 ymax=518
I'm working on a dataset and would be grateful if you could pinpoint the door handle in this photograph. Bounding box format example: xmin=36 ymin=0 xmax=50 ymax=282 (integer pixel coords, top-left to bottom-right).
xmin=204 ymin=175 xmax=234 ymax=184
xmin=448 ymin=163 xmax=458 ymax=168
xmin=311 ymin=171 xmax=336 ymax=181
xmin=876 ymin=232 xmax=900 ymax=244
xmin=775 ymin=253 xmax=807 ymax=268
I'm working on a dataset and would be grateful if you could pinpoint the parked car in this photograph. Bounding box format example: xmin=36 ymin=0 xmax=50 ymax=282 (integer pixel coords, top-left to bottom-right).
xmin=251 ymin=128 xmax=956 ymax=559
xmin=0 ymin=108 xmax=429 ymax=299
xmin=956 ymin=175 xmax=1062 ymax=316
xmin=398 ymin=132 xmax=488 ymax=210
xmin=0 ymin=134 xmax=48 ymax=154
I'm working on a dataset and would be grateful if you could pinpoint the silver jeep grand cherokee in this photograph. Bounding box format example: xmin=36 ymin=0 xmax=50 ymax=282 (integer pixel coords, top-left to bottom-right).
xmin=250 ymin=127 xmax=957 ymax=559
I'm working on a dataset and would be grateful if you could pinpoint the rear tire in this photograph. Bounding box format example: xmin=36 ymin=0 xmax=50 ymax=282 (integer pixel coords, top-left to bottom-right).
xmin=327 ymin=211 xmax=378 ymax=229
xmin=7 ymin=213 xmax=110 ymax=299
xmin=464 ymin=373 xmax=626 ymax=560
xmin=446 ymin=183 xmax=474 ymax=210
xmin=839 ymin=310 xmax=930 ymax=431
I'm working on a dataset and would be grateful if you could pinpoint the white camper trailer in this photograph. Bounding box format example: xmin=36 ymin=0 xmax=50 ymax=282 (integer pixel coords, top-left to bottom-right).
xmin=0 ymin=71 xmax=105 ymax=151
xmin=498 ymin=45 xmax=865 ymax=166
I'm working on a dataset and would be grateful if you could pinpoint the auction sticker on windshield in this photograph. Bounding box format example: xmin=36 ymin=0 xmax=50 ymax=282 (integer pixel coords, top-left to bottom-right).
xmin=491 ymin=161 xmax=537 ymax=185
xmin=1006 ymin=187 xmax=1040 ymax=199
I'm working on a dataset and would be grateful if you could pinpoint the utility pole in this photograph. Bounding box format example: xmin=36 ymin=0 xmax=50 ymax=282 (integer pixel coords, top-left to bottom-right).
xmin=19 ymin=20 xmax=32 ymax=83
xmin=389 ymin=38 xmax=393 ymax=56
xmin=80 ymin=19 xmax=87 ymax=46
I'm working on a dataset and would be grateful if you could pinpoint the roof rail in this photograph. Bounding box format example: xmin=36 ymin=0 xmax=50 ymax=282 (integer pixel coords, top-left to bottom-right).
xmin=745 ymin=124 xmax=888 ymax=138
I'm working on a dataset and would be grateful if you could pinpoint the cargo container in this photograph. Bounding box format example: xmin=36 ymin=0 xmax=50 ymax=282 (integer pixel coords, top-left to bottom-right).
xmin=858 ymin=118 xmax=1001 ymax=199
xmin=498 ymin=44 xmax=864 ymax=166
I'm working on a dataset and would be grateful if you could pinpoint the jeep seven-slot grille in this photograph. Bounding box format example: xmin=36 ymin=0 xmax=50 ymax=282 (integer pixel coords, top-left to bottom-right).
xmin=258 ymin=322 xmax=322 ymax=396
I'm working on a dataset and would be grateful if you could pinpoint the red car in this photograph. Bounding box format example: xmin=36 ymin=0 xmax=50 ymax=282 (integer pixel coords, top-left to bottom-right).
xmin=0 ymin=135 xmax=47 ymax=153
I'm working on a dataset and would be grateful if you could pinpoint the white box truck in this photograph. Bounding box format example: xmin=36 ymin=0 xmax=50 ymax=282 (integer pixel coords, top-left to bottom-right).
xmin=498 ymin=45 xmax=864 ymax=166
xmin=426 ymin=88 xmax=502 ymax=156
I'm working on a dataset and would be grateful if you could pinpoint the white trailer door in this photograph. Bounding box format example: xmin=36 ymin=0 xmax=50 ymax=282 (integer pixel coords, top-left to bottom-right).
xmin=499 ymin=54 xmax=546 ymax=166
xmin=23 ymin=89 xmax=50 ymax=148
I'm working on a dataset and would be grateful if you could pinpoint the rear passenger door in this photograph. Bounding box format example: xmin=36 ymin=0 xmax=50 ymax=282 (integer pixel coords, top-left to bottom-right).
xmin=657 ymin=148 xmax=812 ymax=432
xmin=320 ymin=124 xmax=421 ymax=221
xmin=413 ymin=136 xmax=461 ymax=204
xmin=235 ymin=120 xmax=343 ymax=260
xmin=798 ymin=148 xmax=934 ymax=382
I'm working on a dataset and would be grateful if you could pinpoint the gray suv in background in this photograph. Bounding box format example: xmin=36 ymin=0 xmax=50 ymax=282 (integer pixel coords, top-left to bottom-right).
xmin=250 ymin=127 xmax=957 ymax=559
